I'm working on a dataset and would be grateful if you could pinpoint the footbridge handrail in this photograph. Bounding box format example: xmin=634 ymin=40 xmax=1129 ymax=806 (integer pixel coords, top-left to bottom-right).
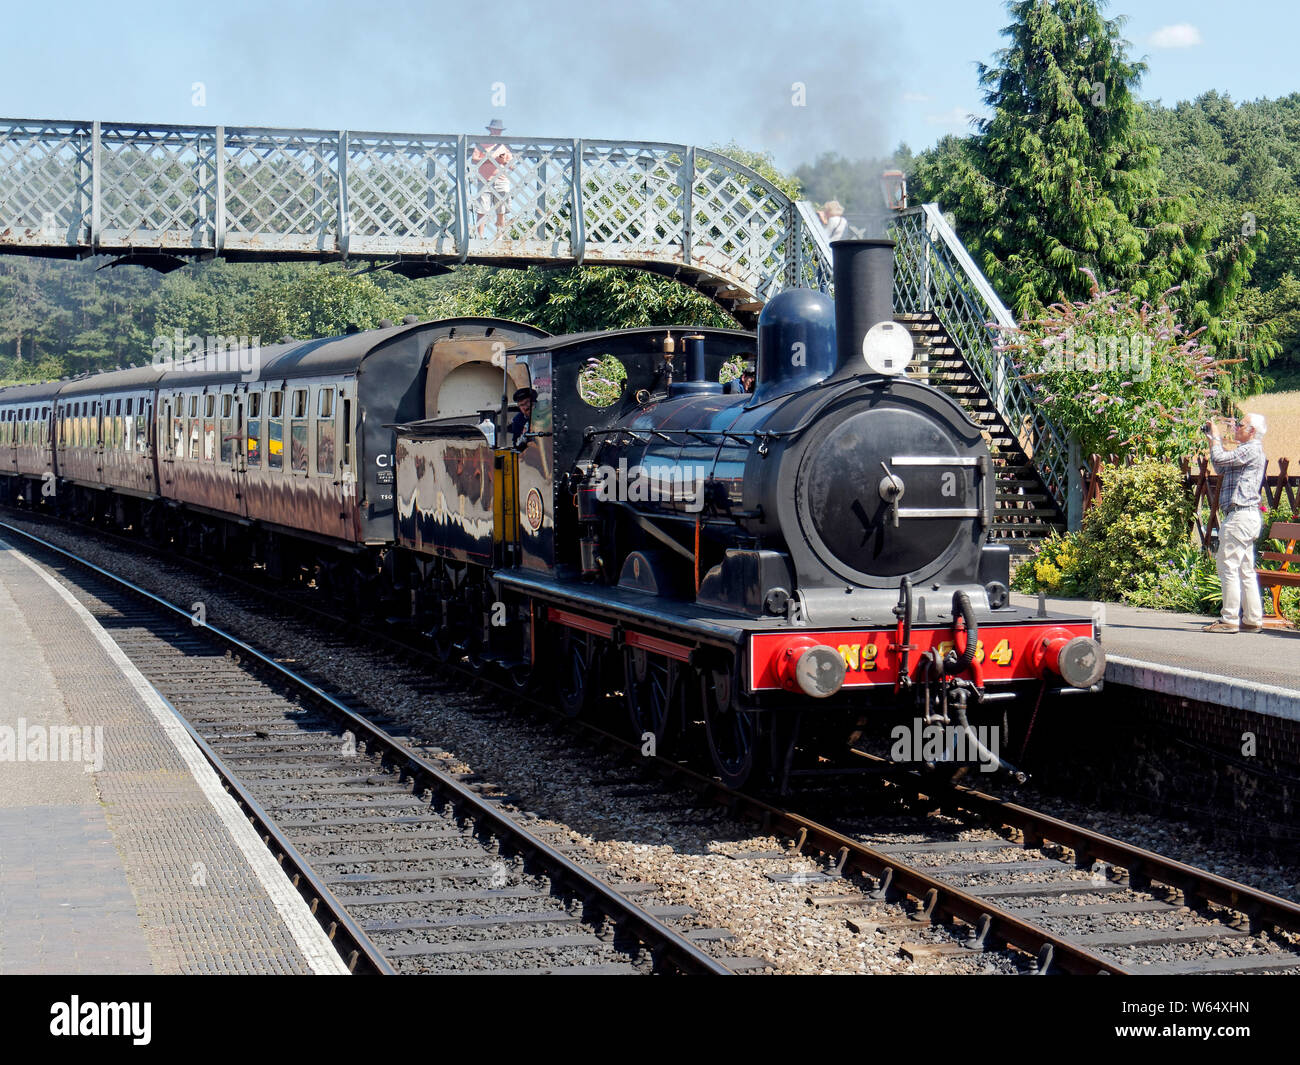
xmin=888 ymin=202 xmax=1076 ymax=517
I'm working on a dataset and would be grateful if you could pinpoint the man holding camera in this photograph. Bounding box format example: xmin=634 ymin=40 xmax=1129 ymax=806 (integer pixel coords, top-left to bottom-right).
xmin=1203 ymin=413 xmax=1269 ymax=633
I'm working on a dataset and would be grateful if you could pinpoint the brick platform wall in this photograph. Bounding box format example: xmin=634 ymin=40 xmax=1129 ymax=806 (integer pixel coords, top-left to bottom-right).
xmin=1016 ymin=686 xmax=1300 ymax=860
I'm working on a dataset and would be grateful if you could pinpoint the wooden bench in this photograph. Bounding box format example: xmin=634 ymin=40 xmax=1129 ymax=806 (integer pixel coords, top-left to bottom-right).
xmin=1259 ymin=521 xmax=1300 ymax=627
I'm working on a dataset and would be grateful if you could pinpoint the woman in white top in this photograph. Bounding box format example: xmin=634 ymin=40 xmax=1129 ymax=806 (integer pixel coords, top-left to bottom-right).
xmin=818 ymin=200 xmax=847 ymax=242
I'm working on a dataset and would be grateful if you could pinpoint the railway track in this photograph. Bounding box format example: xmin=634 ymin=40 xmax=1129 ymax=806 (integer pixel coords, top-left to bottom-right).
xmin=834 ymin=762 xmax=1300 ymax=974
xmin=0 ymin=520 xmax=740 ymax=975
xmin=4 ymin=508 xmax=1300 ymax=975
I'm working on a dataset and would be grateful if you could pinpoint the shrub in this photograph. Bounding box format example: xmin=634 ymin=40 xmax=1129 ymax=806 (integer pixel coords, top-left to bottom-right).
xmin=994 ymin=272 xmax=1231 ymax=462
xmin=1124 ymin=544 xmax=1220 ymax=615
xmin=1015 ymin=460 xmax=1194 ymax=602
xmin=1080 ymin=460 xmax=1194 ymax=598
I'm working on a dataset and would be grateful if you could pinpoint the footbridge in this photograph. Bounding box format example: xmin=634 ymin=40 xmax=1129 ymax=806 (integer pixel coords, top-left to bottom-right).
xmin=0 ymin=118 xmax=1077 ymax=528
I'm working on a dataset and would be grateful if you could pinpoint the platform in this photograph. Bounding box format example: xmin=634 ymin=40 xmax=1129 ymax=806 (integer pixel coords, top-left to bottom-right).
xmin=1011 ymin=593 xmax=1300 ymax=721
xmin=0 ymin=537 xmax=348 ymax=975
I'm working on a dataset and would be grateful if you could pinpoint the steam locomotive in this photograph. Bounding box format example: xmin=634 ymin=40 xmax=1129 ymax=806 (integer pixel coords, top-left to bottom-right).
xmin=0 ymin=238 xmax=1103 ymax=789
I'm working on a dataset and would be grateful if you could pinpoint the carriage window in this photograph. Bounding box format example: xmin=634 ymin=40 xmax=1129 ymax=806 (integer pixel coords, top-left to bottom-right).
xmin=290 ymin=388 xmax=308 ymax=472
xmin=189 ymin=395 xmax=201 ymax=460
xmin=136 ymin=400 xmax=148 ymax=453
xmin=219 ymin=393 xmax=235 ymax=464
xmin=203 ymin=394 xmax=216 ymax=461
xmin=247 ymin=391 xmax=262 ymax=467
xmin=316 ymin=387 xmax=335 ymax=474
xmin=267 ymin=390 xmax=283 ymax=471
xmin=172 ymin=398 xmax=184 ymax=459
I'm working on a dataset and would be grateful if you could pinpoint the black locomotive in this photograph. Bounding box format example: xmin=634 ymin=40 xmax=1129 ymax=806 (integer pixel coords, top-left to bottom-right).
xmin=1 ymin=238 xmax=1103 ymax=789
xmin=390 ymin=239 xmax=1104 ymax=786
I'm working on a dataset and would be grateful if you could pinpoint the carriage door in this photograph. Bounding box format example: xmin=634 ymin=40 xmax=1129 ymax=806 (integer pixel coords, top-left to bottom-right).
xmin=159 ymin=395 xmax=176 ymax=488
xmin=337 ymin=391 xmax=356 ymax=541
xmin=221 ymin=391 xmax=249 ymax=519
xmin=93 ymin=399 xmax=105 ymax=481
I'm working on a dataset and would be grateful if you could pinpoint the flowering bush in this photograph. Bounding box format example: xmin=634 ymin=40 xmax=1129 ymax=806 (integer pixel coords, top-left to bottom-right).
xmin=1012 ymin=530 xmax=1094 ymax=596
xmin=994 ymin=270 xmax=1231 ymax=461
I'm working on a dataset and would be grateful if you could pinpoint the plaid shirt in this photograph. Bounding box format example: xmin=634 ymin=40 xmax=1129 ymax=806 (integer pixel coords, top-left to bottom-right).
xmin=1210 ymin=438 xmax=1266 ymax=511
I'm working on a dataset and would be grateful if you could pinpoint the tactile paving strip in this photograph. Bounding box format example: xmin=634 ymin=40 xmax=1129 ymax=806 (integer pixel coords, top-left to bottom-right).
xmin=0 ymin=543 xmax=331 ymax=974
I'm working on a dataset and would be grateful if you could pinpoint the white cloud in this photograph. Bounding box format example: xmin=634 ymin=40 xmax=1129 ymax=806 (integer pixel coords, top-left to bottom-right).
xmin=902 ymin=91 xmax=930 ymax=103
xmin=924 ymin=106 xmax=974 ymax=128
xmin=1149 ymin=23 xmax=1203 ymax=48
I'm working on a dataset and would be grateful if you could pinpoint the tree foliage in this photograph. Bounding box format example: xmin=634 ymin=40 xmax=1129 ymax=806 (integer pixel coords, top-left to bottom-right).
xmin=903 ymin=0 xmax=1276 ymax=395
xmin=458 ymin=266 xmax=734 ymax=335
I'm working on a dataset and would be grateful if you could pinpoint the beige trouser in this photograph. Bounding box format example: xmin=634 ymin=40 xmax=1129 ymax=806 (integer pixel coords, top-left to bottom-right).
xmin=1217 ymin=507 xmax=1263 ymax=627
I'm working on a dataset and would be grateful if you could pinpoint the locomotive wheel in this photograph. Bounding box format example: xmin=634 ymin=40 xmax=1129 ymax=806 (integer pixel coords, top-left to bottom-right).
xmin=623 ymin=648 xmax=679 ymax=752
xmin=431 ymin=625 xmax=457 ymax=663
xmin=702 ymin=663 xmax=761 ymax=789
xmin=556 ymin=628 xmax=597 ymax=718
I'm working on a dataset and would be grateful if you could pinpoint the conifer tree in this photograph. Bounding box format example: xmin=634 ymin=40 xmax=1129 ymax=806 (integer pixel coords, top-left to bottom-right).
xmin=947 ymin=0 xmax=1155 ymax=316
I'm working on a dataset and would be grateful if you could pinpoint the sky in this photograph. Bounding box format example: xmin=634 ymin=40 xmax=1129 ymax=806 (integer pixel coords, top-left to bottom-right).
xmin=2 ymin=1 xmax=1297 ymax=170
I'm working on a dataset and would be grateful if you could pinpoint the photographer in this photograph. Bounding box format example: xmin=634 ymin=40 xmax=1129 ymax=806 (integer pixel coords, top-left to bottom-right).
xmin=1202 ymin=413 xmax=1268 ymax=633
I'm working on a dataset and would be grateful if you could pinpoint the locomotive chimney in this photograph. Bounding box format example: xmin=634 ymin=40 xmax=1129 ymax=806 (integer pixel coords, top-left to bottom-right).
xmin=831 ymin=238 xmax=898 ymax=377
xmin=685 ymin=334 xmax=706 ymax=382
xmin=668 ymin=334 xmax=722 ymax=396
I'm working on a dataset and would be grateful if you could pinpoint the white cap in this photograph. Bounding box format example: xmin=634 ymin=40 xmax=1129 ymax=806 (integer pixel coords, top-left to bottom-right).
xmin=1245 ymin=412 xmax=1268 ymax=436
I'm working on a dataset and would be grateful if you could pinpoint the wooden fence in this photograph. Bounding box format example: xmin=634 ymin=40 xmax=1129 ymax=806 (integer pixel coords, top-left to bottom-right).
xmin=1082 ymin=454 xmax=1299 ymax=551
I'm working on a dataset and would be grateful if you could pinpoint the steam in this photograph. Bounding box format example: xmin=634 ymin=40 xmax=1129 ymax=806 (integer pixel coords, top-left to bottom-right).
xmin=198 ymin=0 xmax=900 ymax=170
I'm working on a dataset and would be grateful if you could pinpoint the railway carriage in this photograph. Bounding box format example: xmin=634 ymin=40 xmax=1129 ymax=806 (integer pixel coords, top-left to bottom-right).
xmin=55 ymin=368 xmax=163 ymax=523
xmin=0 ymin=380 xmax=60 ymax=499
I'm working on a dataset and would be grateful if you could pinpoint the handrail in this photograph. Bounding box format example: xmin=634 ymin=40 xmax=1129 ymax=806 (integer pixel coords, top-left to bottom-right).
xmin=888 ymin=203 xmax=1075 ymax=517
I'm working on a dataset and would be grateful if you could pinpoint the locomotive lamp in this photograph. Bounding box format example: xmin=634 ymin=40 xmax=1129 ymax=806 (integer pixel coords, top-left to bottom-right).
xmin=880 ymin=169 xmax=907 ymax=211
xmin=862 ymin=321 xmax=912 ymax=376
